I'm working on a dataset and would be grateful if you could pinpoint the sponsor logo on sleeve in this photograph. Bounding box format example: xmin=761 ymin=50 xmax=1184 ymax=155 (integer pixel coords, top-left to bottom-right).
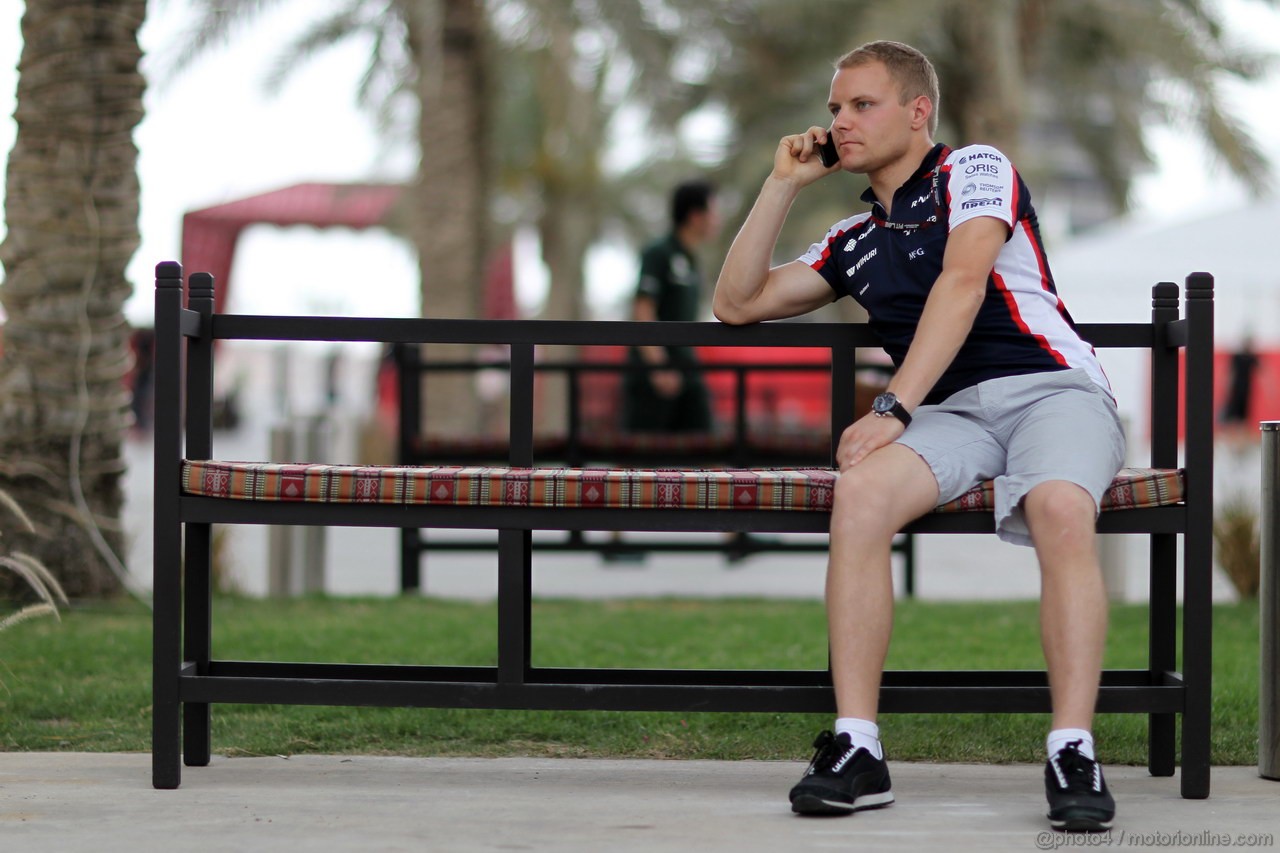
xmin=845 ymin=247 xmax=878 ymax=276
xmin=843 ymin=222 xmax=876 ymax=251
xmin=961 ymin=182 xmax=978 ymax=196
xmin=960 ymin=197 xmax=1003 ymax=210
xmin=964 ymin=163 xmax=999 ymax=176
xmin=979 ymin=182 xmax=1003 ymax=193
xmin=957 ymin=151 xmax=1004 ymax=165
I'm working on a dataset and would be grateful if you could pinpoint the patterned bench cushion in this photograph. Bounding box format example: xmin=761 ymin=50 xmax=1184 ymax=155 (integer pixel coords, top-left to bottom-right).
xmin=182 ymin=462 xmax=1183 ymax=514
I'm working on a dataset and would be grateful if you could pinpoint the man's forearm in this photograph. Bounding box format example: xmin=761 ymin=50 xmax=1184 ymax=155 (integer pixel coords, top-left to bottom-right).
xmin=886 ymin=271 xmax=987 ymax=411
xmin=713 ymin=177 xmax=801 ymax=321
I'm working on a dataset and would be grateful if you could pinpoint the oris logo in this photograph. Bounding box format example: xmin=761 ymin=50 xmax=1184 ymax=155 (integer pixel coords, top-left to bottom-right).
xmin=844 ymin=223 xmax=876 ymax=251
xmin=965 ymin=163 xmax=999 ymax=176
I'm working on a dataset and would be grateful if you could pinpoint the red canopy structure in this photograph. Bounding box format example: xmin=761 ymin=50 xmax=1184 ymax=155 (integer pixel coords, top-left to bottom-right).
xmin=180 ymin=181 xmax=516 ymax=320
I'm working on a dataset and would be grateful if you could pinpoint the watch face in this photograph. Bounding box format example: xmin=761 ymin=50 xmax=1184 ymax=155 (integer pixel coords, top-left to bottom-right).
xmin=873 ymin=393 xmax=896 ymax=414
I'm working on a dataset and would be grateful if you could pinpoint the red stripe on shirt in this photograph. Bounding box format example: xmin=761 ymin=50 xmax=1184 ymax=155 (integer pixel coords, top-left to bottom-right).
xmin=991 ymin=269 xmax=1069 ymax=367
xmin=809 ymin=228 xmax=846 ymax=272
xmin=1019 ymin=218 xmax=1075 ymax=323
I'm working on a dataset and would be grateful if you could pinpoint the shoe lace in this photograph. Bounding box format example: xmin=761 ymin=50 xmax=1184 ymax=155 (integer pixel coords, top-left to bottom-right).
xmin=1053 ymin=739 xmax=1102 ymax=793
xmin=805 ymin=730 xmax=845 ymax=774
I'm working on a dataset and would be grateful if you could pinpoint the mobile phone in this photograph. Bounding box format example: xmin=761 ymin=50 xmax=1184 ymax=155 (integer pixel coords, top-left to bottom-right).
xmin=818 ymin=132 xmax=839 ymax=168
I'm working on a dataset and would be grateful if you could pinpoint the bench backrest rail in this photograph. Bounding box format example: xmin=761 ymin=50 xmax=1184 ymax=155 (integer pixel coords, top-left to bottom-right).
xmin=156 ymin=262 xmax=1214 ymax=487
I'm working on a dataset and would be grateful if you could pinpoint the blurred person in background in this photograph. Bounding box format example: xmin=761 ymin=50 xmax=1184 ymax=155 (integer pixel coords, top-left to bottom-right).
xmin=623 ymin=180 xmax=720 ymax=433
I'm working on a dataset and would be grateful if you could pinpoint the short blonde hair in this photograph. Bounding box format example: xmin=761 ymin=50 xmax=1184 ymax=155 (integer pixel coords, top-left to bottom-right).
xmin=836 ymin=41 xmax=939 ymax=135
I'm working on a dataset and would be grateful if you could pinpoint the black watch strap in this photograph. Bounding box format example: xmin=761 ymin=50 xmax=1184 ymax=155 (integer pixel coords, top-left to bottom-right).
xmin=873 ymin=392 xmax=912 ymax=427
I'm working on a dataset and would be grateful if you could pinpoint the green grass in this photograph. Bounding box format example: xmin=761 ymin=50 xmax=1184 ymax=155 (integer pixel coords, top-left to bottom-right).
xmin=0 ymin=596 xmax=1261 ymax=765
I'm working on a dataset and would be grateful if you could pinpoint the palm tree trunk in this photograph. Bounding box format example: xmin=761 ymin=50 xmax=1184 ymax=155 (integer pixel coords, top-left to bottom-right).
xmin=400 ymin=0 xmax=489 ymax=436
xmin=944 ymin=0 xmax=1024 ymax=157
xmin=0 ymin=1 xmax=145 ymax=599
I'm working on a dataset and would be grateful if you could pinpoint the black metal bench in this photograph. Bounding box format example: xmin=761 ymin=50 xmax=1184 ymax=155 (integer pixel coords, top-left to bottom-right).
xmin=151 ymin=261 xmax=1215 ymax=799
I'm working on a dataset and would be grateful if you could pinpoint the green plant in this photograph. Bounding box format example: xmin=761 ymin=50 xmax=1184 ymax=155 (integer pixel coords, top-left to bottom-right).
xmin=0 ymin=489 xmax=68 ymax=632
xmin=1213 ymin=494 xmax=1261 ymax=599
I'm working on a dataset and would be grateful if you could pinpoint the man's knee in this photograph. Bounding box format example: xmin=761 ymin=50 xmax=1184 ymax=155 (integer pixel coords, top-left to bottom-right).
xmin=831 ymin=466 xmax=888 ymax=532
xmin=831 ymin=448 xmax=936 ymax=539
xmin=1024 ymin=481 xmax=1098 ymax=543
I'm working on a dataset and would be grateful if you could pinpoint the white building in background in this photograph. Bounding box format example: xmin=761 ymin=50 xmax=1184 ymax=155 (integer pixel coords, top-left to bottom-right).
xmin=1048 ymin=195 xmax=1280 ymax=439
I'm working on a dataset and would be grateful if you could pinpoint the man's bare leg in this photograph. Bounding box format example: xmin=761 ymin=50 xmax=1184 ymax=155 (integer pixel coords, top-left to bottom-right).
xmin=827 ymin=444 xmax=940 ymax=720
xmin=1024 ymin=479 xmax=1116 ymax=831
xmin=789 ymin=443 xmax=939 ymax=815
xmin=1024 ymin=481 xmax=1107 ymax=731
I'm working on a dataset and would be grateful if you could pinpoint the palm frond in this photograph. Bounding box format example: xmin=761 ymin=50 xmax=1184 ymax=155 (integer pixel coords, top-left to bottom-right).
xmin=12 ymin=552 xmax=69 ymax=607
xmin=0 ymin=556 xmax=60 ymax=614
xmin=0 ymin=489 xmax=35 ymax=534
xmin=153 ymin=0 xmax=292 ymax=85
xmin=0 ymin=604 xmax=60 ymax=634
xmin=1198 ymin=98 xmax=1274 ymax=195
xmin=260 ymin=3 xmax=388 ymax=95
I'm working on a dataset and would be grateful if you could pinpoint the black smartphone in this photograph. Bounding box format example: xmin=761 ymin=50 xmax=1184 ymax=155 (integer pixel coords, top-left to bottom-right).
xmin=818 ymin=132 xmax=839 ymax=168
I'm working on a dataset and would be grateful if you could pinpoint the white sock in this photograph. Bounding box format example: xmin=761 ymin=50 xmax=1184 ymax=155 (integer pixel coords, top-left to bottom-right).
xmin=835 ymin=717 xmax=883 ymax=760
xmin=1047 ymin=728 xmax=1095 ymax=761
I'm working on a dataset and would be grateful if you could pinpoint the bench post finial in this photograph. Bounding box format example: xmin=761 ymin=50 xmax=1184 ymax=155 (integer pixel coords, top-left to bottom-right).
xmin=189 ymin=271 xmax=214 ymax=298
xmin=1151 ymin=281 xmax=1179 ymax=310
xmin=156 ymin=261 xmax=182 ymax=288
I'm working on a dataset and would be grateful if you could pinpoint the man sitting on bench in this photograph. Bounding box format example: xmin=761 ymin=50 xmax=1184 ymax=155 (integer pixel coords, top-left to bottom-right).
xmin=712 ymin=40 xmax=1124 ymax=832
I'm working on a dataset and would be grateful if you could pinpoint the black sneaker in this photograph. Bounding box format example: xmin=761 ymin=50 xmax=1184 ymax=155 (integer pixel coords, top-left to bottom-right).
xmin=789 ymin=730 xmax=894 ymax=816
xmin=1045 ymin=739 xmax=1116 ymax=831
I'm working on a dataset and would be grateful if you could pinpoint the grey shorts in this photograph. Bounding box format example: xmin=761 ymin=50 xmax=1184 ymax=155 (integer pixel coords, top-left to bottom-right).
xmin=896 ymin=368 xmax=1125 ymax=547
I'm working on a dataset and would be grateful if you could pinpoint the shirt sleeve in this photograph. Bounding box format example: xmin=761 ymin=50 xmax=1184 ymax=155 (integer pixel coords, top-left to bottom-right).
xmin=635 ymin=245 xmax=666 ymax=300
xmin=944 ymin=144 xmax=1019 ymax=232
xmin=797 ymin=213 xmax=870 ymax=295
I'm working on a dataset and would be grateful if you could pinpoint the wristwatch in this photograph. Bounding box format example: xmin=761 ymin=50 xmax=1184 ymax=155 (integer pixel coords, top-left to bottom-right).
xmin=872 ymin=392 xmax=912 ymax=427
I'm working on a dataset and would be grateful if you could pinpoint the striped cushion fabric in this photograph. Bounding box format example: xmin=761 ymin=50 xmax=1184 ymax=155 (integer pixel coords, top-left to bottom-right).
xmin=936 ymin=467 xmax=1184 ymax=513
xmin=181 ymin=461 xmax=1182 ymax=513
xmin=181 ymin=462 xmax=837 ymax=512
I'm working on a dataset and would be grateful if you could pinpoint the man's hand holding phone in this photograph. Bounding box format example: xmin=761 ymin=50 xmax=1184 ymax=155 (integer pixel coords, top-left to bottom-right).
xmin=818 ymin=130 xmax=840 ymax=168
xmin=773 ymin=126 xmax=841 ymax=187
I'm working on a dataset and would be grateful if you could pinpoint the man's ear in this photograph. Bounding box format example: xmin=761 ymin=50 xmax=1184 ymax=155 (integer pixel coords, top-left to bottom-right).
xmin=910 ymin=95 xmax=933 ymax=132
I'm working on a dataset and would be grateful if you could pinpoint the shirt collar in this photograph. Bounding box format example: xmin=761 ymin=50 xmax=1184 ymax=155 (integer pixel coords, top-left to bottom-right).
xmin=858 ymin=143 xmax=951 ymax=209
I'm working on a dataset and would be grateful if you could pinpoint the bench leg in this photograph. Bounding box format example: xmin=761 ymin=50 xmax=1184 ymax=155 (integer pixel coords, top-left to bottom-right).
xmin=1181 ymin=523 xmax=1213 ymax=799
xmin=1147 ymin=533 xmax=1177 ymax=777
xmin=497 ymin=529 xmax=532 ymax=686
xmin=183 ymin=522 xmax=213 ymax=767
xmin=899 ymin=533 xmax=916 ymax=599
xmin=400 ymin=527 xmax=423 ymax=593
xmin=152 ymin=508 xmax=183 ymax=789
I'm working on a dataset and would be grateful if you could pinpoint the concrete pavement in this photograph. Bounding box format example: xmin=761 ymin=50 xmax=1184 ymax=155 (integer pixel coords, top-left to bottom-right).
xmin=2 ymin=753 xmax=1276 ymax=852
